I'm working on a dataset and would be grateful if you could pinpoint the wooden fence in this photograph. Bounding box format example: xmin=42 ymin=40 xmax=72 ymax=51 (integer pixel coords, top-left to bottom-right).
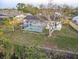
xmin=69 ymin=21 xmax=78 ymax=31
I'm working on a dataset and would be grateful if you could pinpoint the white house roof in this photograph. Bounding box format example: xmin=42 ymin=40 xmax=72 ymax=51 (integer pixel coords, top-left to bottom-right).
xmin=16 ymin=14 xmax=26 ymax=18
xmin=55 ymin=12 xmax=62 ymax=16
xmin=26 ymin=13 xmax=33 ymax=16
xmin=24 ymin=15 xmax=40 ymax=20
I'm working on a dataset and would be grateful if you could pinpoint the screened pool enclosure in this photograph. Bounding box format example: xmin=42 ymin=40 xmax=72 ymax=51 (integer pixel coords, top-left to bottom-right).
xmin=22 ymin=15 xmax=45 ymax=32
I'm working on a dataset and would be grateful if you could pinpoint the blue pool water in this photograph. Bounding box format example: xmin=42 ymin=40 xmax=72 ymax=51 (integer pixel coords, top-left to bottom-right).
xmin=23 ymin=23 xmax=43 ymax=32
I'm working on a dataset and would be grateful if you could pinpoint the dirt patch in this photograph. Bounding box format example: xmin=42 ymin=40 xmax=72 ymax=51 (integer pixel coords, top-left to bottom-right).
xmin=41 ymin=40 xmax=58 ymax=49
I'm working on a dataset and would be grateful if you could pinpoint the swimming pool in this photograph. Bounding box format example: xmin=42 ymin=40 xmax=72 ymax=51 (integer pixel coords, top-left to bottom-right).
xmin=22 ymin=22 xmax=44 ymax=32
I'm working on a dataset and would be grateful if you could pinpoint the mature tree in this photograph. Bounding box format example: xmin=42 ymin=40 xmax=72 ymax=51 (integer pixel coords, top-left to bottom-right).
xmin=16 ymin=3 xmax=26 ymax=11
xmin=16 ymin=3 xmax=39 ymax=15
xmin=61 ymin=5 xmax=78 ymax=17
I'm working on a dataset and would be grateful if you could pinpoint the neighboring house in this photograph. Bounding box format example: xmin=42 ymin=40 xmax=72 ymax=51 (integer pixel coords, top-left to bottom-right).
xmin=14 ymin=14 xmax=26 ymax=24
xmin=0 ymin=9 xmax=22 ymax=17
xmin=0 ymin=14 xmax=8 ymax=19
xmin=72 ymin=16 xmax=78 ymax=25
xmin=0 ymin=14 xmax=8 ymax=25
xmin=22 ymin=15 xmax=45 ymax=32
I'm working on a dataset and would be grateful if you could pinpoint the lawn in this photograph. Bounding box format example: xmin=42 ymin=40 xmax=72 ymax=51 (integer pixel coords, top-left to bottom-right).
xmin=3 ymin=25 xmax=78 ymax=52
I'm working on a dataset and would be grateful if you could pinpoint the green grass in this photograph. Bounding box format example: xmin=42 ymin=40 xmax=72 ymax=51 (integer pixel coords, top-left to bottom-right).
xmin=49 ymin=25 xmax=78 ymax=52
xmin=2 ymin=25 xmax=78 ymax=52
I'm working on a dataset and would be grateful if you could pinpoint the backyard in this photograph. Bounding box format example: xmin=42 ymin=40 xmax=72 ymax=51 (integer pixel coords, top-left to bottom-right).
xmin=2 ymin=24 xmax=77 ymax=52
xmin=0 ymin=0 xmax=78 ymax=58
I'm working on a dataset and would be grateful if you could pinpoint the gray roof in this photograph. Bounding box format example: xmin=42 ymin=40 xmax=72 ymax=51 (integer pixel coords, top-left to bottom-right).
xmin=0 ymin=14 xmax=8 ymax=18
xmin=24 ymin=15 xmax=40 ymax=20
xmin=38 ymin=15 xmax=48 ymax=21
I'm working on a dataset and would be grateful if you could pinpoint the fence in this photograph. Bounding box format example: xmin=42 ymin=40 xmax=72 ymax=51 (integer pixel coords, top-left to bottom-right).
xmin=69 ymin=21 xmax=78 ymax=31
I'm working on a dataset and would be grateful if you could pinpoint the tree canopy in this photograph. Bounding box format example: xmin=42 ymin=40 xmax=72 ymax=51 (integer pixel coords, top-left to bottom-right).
xmin=16 ymin=3 xmax=39 ymax=15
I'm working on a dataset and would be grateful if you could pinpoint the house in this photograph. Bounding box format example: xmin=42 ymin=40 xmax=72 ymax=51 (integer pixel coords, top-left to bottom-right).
xmin=0 ymin=14 xmax=9 ymax=25
xmin=22 ymin=15 xmax=45 ymax=32
xmin=0 ymin=9 xmax=22 ymax=17
xmin=0 ymin=14 xmax=8 ymax=19
xmin=14 ymin=14 xmax=26 ymax=24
